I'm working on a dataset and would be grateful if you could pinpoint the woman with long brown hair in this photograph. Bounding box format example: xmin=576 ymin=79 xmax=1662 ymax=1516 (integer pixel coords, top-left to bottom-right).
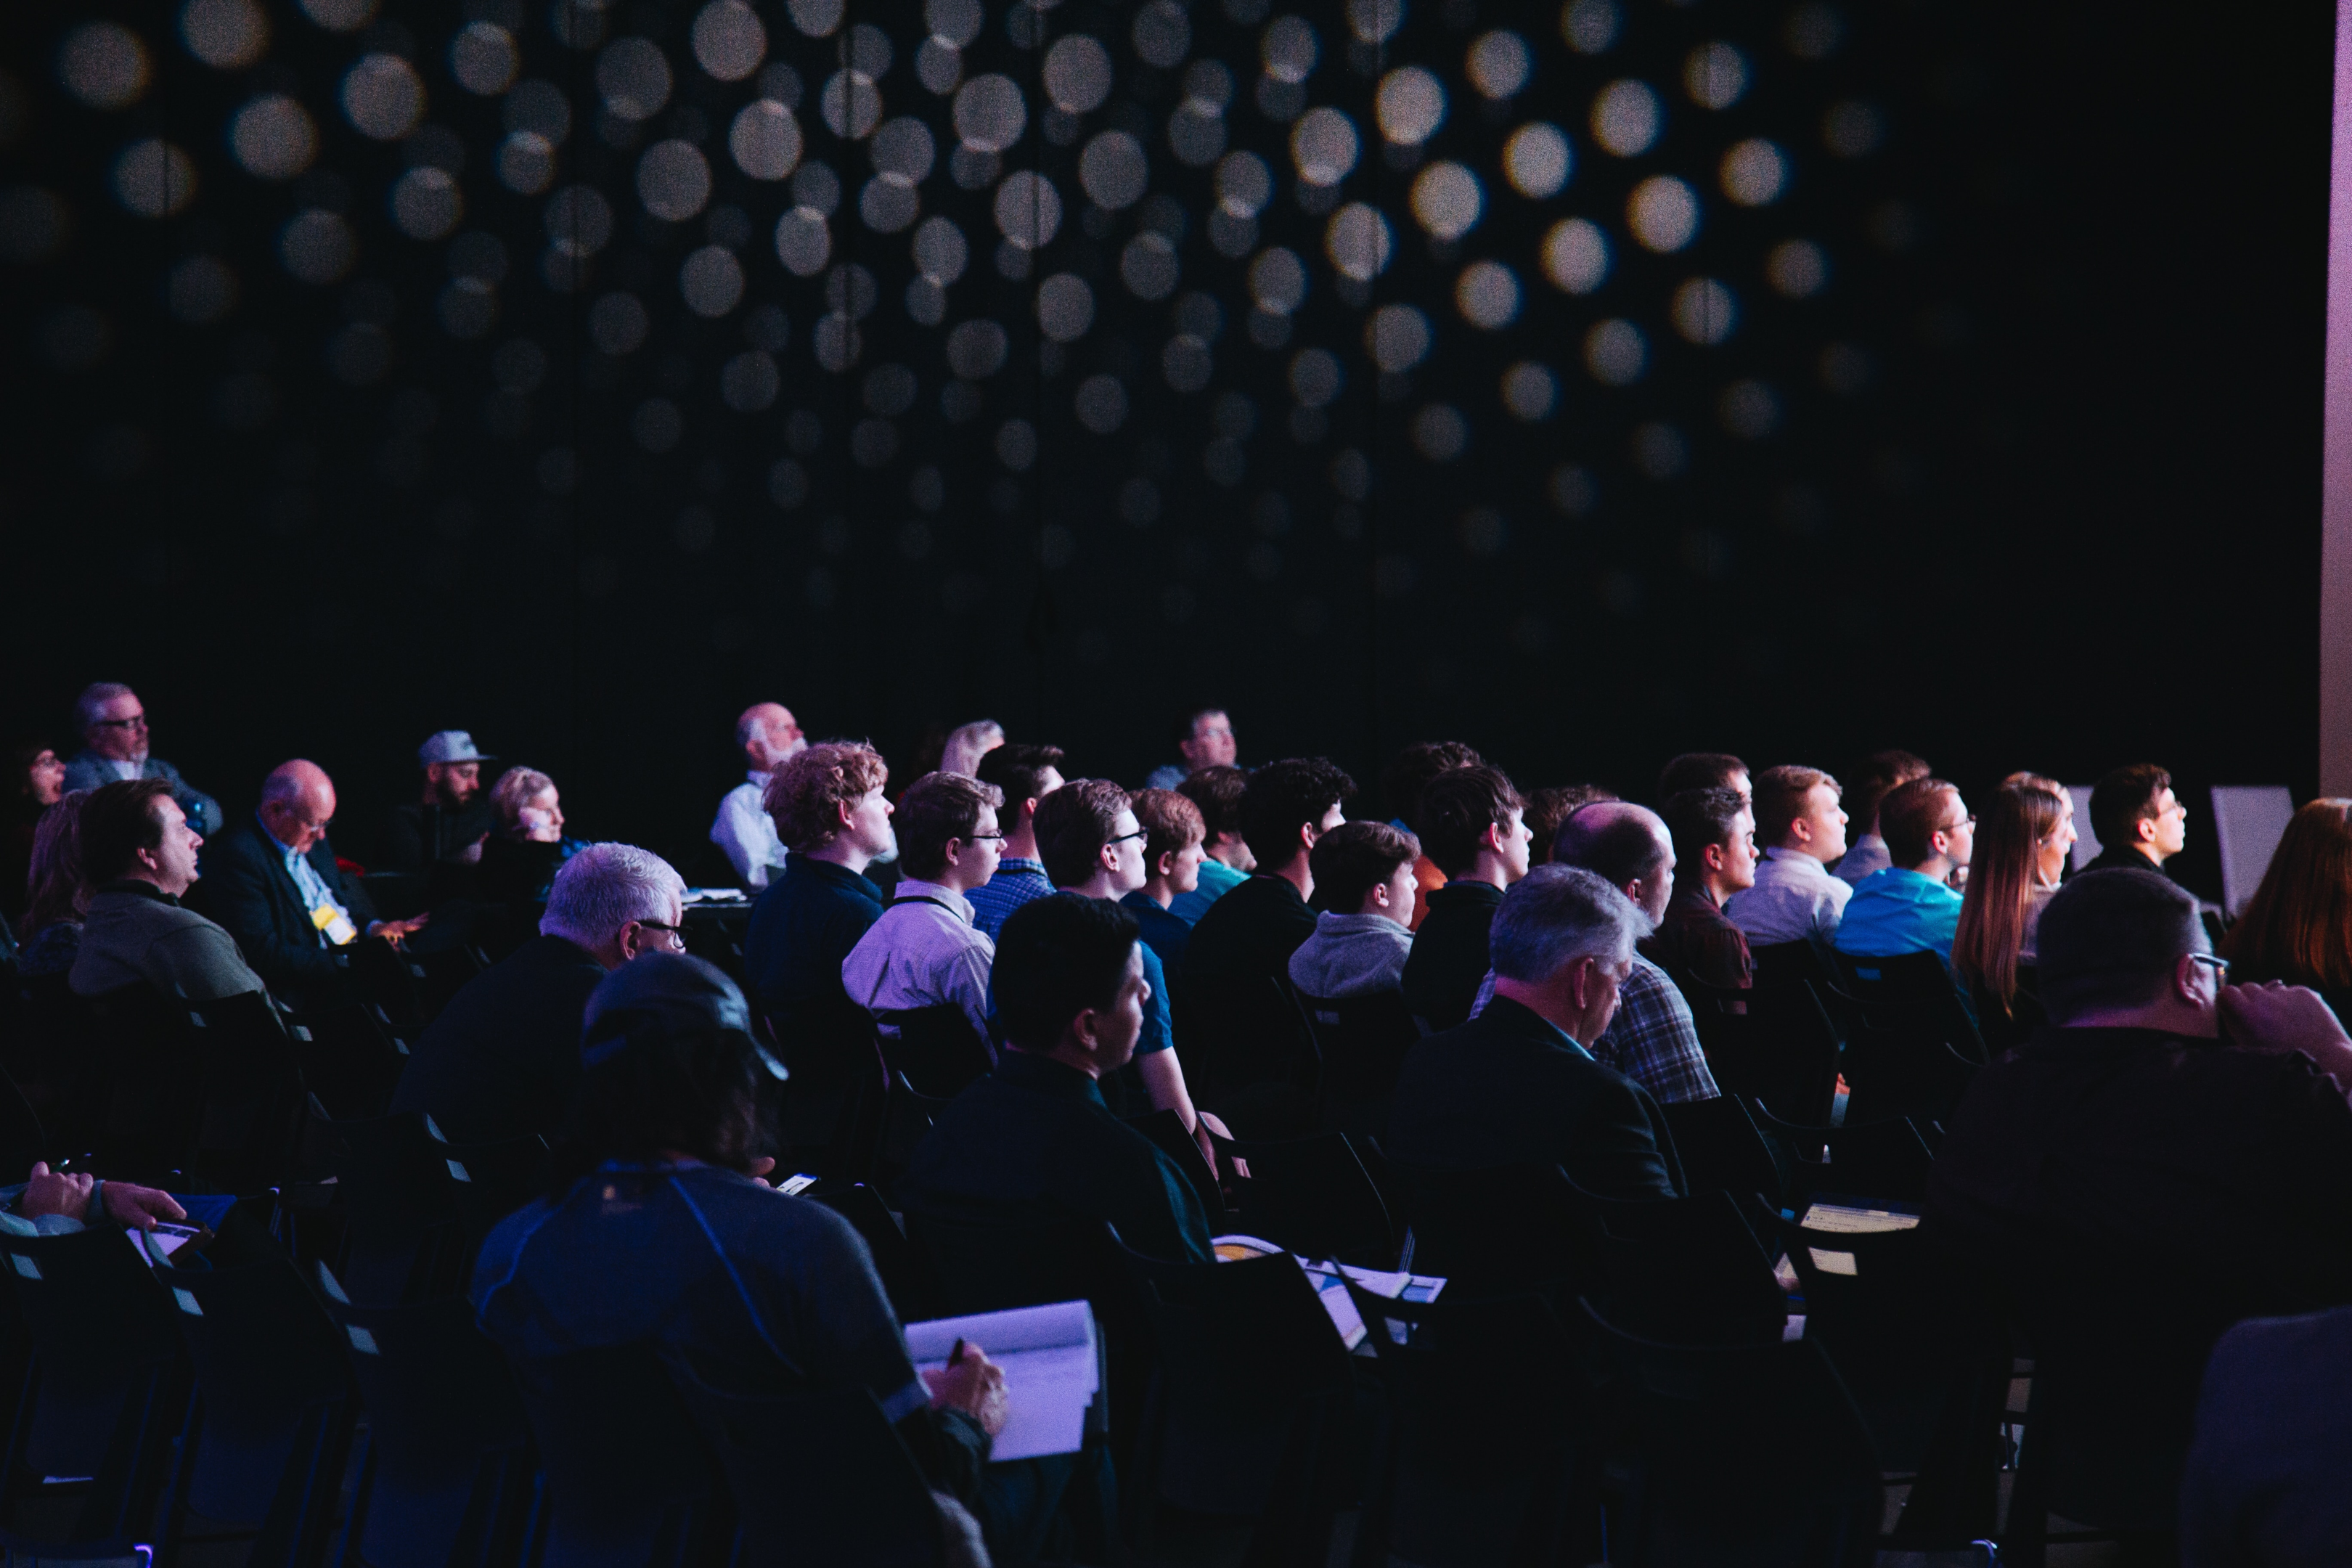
xmin=1953 ymin=781 xmax=2074 ymax=1045
xmin=2221 ymin=799 xmax=2352 ymax=1021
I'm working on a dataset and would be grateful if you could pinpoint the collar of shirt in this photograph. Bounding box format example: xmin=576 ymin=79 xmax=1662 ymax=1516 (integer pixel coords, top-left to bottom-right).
xmin=1860 ymin=867 xmax=1964 ymax=905
xmin=743 ymin=769 xmax=771 ymax=789
xmin=1480 ymin=995 xmax=1596 ymax=1061
xmin=891 ymin=878 xmax=975 ymax=923
xmin=990 ymin=857 xmax=1050 ymax=882
xmin=99 ymin=878 xmax=179 ymax=907
xmin=789 ymin=854 xmax=881 ymax=897
xmin=1312 ymin=910 xmax=1410 ymax=938
xmin=1761 ymin=845 xmax=1835 ymax=880
xmin=996 ymin=1046 xmax=1110 ymax=1107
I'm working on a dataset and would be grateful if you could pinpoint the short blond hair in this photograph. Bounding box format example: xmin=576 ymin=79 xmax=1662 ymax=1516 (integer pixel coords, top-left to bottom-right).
xmin=491 ymin=767 xmax=556 ymax=832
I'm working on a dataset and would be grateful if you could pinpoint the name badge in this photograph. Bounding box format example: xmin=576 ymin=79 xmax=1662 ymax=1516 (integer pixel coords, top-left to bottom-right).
xmin=312 ymin=904 xmax=359 ymax=945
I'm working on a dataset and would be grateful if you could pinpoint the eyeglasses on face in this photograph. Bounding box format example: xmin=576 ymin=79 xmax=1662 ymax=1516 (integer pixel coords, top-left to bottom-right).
xmin=94 ymin=714 xmax=149 ymax=730
xmin=1108 ymin=829 xmax=1148 ymax=848
xmin=962 ymin=831 xmax=1008 ymax=842
xmin=2186 ymin=952 xmax=2230 ymax=980
xmin=634 ymin=920 xmax=687 ymax=949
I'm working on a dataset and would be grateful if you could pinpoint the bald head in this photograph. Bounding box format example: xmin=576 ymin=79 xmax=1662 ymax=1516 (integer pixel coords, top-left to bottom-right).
xmin=1551 ymin=799 xmax=1675 ymax=920
xmin=736 ymin=703 xmax=806 ymax=770
xmin=260 ymin=759 xmax=338 ymax=854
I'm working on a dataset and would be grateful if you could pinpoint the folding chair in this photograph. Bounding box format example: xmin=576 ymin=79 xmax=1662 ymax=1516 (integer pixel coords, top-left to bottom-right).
xmin=874 ymin=1071 xmax=949 ymax=1194
xmin=1386 ymin=1158 xmax=1593 ymax=1297
xmin=1177 ymin=975 xmax=1321 ymax=1137
xmin=1587 ymin=1188 xmax=1790 ymax=1346
xmin=331 ymin=1111 xmax=546 ymax=1304
xmin=878 ymin=1003 xmax=993 ymax=1099
xmin=283 ymin=1001 xmax=412 ymax=1121
xmin=1659 ymin=1093 xmax=1785 ymax=1209
xmin=186 ymin=989 xmax=313 ymax=1192
xmin=1297 ymin=991 xmax=1420 ymax=1138
xmin=156 ymin=1253 xmax=357 ymax=1566
xmin=1206 ymin=1128 xmax=1395 ymax=1268
xmin=318 ymin=1266 xmax=536 ymax=1568
xmin=810 ymin=1181 xmax=937 ymax=1323
xmin=510 ymin=1344 xmax=735 ymax=1568
xmin=86 ymin=983 xmax=202 ymax=1181
xmin=1748 ymin=1103 xmax=1937 ymax=1207
xmin=1122 ymin=1107 xmax=1224 ymax=1220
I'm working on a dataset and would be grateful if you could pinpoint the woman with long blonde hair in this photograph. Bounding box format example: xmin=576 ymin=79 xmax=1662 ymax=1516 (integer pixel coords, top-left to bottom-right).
xmin=1953 ymin=782 xmax=2074 ymax=1032
xmin=2221 ymin=799 xmax=2352 ymax=1021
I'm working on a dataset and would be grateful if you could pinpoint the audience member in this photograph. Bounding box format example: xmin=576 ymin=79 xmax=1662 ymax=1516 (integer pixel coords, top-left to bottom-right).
xmin=393 ymin=842 xmax=687 ymax=1143
xmin=841 ymin=772 xmax=1003 ymax=1054
xmin=1144 ymin=706 xmax=1238 ymax=791
xmin=1837 ymin=777 xmax=1972 ymax=960
xmin=60 ymin=682 xmax=221 ymax=836
xmin=710 ymin=703 xmax=804 ymax=891
xmin=1167 ymin=764 xmax=1254 ymax=923
xmin=1034 ymin=780 xmax=1215 ymax=1160
xmin=1648 ymin=788 xmax=1757 ymax=992
xmin=2086 ymin=761 xmax=2190 ymax=877
xmin=1287 ymin=821 xmax=1420 ymax=1000
xmin=477 ymin=766 xmax=582 ymax=908
xmin=0 ymin=1160 xmax=186 ymax=1238
xmin=196 ymin=760 xmax=428 ymax=1012
xmin=968 ymin=743 xmax=1066 ymax=941
xmin=1122 ymin=788 xmax=1205 ymax=982
xmin=1952 ymin=781 xmax=2073 ymax=1027
xmin=897 ymin=894 xmax=1215 ymax=1265
xmin=1549 ymin=803 xmax=1721 ymax=1104
xmin=1657 ymin=752 xmax=1749 ymax=804
xmin=1524 ymin=784 xmax=1616 ymax=867
xmin=70 ymin=778 xmax=263 ymax=1001
xmin=1388 ymin=865 xmax=1686 ymax=1200
xmin=744 ymin=744 xmax=895 ymax=1055
xmin=939 ymin=719 xmax=1005 ymax=777
xmin=472 ymin=953 xmax=1011 ymax=1539
xmin=1185 ymin=757 xmax=1356 ymax=997
xmin=2222 ymin=799 xmax=2352 ymax=1024
xmin=1726 ymin=765 xmax=1852 ymax=946
xmin=4 ymin=740 xmax=65 ymax=926
xmin=1400 ymin=766 xmax=1532 ymax=1030
xmin=1928 ymin=870 xmax=2352 ymax=1523
xmin=384 ymin=730 xmax=496 ymax=873
xmin=2181 ymin=1304 xmax=2352 ymax=1568
xmin=1380 ymin=741 xmax=1485 ymax=934
xmin=16 ymin=792 xmax=87 ymax=979
xmin=1835 ymin=749 xmax=1930 ymax=886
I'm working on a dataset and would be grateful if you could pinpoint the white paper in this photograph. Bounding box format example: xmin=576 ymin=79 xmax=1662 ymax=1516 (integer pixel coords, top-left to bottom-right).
xmin=1296 ymin=1259 xmax=1447 ymax=1349
xmin=907 ymin=1301 xmax=1098 ymax=1462
xmin=1799 ymin=1202 xmax=1920 ymax=1235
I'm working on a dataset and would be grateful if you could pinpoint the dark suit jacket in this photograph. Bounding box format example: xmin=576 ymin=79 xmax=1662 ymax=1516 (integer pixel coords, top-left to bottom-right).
xmin=1183 ymin=873 xmax=1316 ymax=995
xmin=1386 ymin=996 xmax=1686 ymax=1201
xmin=389 ymin=934 xmax=606 ymax=1143
xmin=1400 ymin=879 xmax=1506 ymax=1031
xmin=192 ymin=821 xmax=377 ymax=1009
xmin=2081 ymin=846 xmax=2173 ymax=880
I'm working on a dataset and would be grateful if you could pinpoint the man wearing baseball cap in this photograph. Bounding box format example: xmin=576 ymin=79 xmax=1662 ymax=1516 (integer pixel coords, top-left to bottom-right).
xmin=383 ymin=730 xmax=497 ymax=873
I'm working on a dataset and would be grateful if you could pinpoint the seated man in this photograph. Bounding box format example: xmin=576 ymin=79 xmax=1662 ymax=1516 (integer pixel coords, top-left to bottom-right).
xmin=1647 ymin=787 xmax=1755 ymax=992
xmin=1837 ymin=777 xmax=1971 ymax=960
xmin=2084 ymin=761 xmax=2189 ymax=878
xmin=743 ymin=743 xmax=894 ymax=1042
xmin=196 ymin=760 xmax=428 ymax=1013
xmin=71 ymin=778 xmax=265 ymax=1001
xmin=383 ymin=730 xmax=496 ymax=873
xmin=1144 ymin=705 xmax=1238 ymax=791
xmin=473 ymin=953 xmax=1012 ymax=1545
xmin=1122 ymin=788 xmax=1205 ymax=983
xmin=1379 ymin=741 xmax=1484 ymax=934
xmin=1287 ymin=820 xmax=1419 ymax=1001
xmin=1388 ymin=865 xmax=1686 ymax=1201
xmin=1168 ymin=764 xmax=1254 ymax=923
xmin=2181 ymin=1304 xmax=2352 ymax=1567
xmin=841 ymin=771 xmax=1003 ymax=1056
xmin=1524 ymin=784 xmax=1616 ymax=868
xmin=0 ymin=1161 xmax=184 ymax=1237
xmin=1185 ymin=756 xmax=1355 ymax=994
xmin=392 ymin=843 xmax=686 ymax=1143
xmin=1035 ymin=780 xmax=1216 ymax=1161
xmin=60 ymin=682 xmax=221 ymax=836
xmin=1726 ymin=765 xmax=1851 ymax=946
xmin=1549 ymin=802 xmax=1720 ymax=1104
xmin=1657 ymin=751 xmax=1749 ymax=804
xmin=1401 ymin=766 xmax=1533 ymax=1030
xmin=710 ymin=702 xmax=805 ymax=891
xmin=897 ymin=894 xmax=1215 ymax=1265
xmin=967 ymin=743 xmax=1066 ymax=942
xmin=1834 ymin=749 xmax=1929 ymax=887
xmin=1928 ymin=870 xmax=2352 ymax=1528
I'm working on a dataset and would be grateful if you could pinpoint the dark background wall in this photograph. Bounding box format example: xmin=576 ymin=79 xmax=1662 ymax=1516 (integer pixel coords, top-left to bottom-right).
xmin=0 ymin=0 xmax=2329 ymax=898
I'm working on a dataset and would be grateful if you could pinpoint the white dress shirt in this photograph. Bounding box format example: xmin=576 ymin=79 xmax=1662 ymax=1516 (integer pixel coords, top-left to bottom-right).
xmin=841 ymin=879 xmax=997 ymax=1057
xmin=1725 ymin=846 xmax=1853 ymax=947
xmin=1833 ymin=834 xmax=1891 ymax=888
xmin=711 ymin=771 xmax=788 ymax=890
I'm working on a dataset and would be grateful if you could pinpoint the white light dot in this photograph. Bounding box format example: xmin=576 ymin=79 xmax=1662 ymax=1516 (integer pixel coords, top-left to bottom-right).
xmin=1672 ymin=277 xmax=1736 ymax=343
xmin=452 ymin=23 xmax=518 ymax=95
xmin=1291 ymin=107 xmax=1359 ymax=188
xmin=775 ymin=207 xmax=832 ymax=274
xmin=1410 ymin=161 xmax=1482 ymax=240
xmin=1262 ymin=16 xmax=1318 ymax=85
xmin=391 ymin=166 xmax=463 ymax=240
xmin=638 ymin=140 xmax=712 ymax=221
xmin=1584 ymin=318 xmax=1645 ymax=385
xmin=499 ymin=133 xmax=557 ymax=195
xmin=1720 ymin=139 xmax=1787 ymax=206
xmin=1325 ymin=202 xmax=1392 ymax=282
xmin=181 ymin=0 xmax=268 ymax=70
xmin=873 ymin=117 xmax=936 ymax=182
xmin=789 ymin=0 xmax=844 ymax=38
xmin=692 ymin=0 xmax=767 ymax=81
xmin=994 ymin=170 xmax=1061 ymax=250
xmin=1375 ymin=66 xmax=1445 ymax=145
xmin=59 ymin=24 xmax=150 ymax=110
xmin=1685 ymin=42 xmax=1747 ymax=109
xmin=1591 ymin=79 xmax=1659 ymax=158
xmin=1503 ymin=123 xmax=1571 ymax=199
xmin=1349 ymin=0 xmax=1404 ymax=44
xmin=343 ymin=54 xmax=425 ymax=141
xmin=1249 ymin=247 xmax=1307 ymax=315
xmin=113 ymin=139 xmax=197 ymax=217
xmin=682 ymin=245 xmax=746 ymax=316
xmin=230 ymin=96 xmax=317 ymax=180
xmin=1455 ymin=260 xmax=1519 ymax=328
xmin=1367 ymin=303 xmax=1431 ymax=372
xmin=1216 ymin=151 xmax=1273 ymax=217
xmin=1466 ymin=31 xmax=1531 ymax=99
xmin=1542 ymin=216 xmax=1609 ymax=293
xmin=731 ymin=100 xmax=803 ymax=180
xmin=821 ymin=70 xmax=883 ymax=139
xmin=913 ymin=215 xmax=968 ymax=284
xmin=1627 ymin=174 xmax=1699 ymax=252
xmin=544 ymin=184 xmax=613 ymax=256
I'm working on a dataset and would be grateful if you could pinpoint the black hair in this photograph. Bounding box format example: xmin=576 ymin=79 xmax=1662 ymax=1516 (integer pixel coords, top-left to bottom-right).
xmin=2037 ymin=868 xmax=2205 ymax=1021
xmin=1240 ymin=756 xmax=1357 ymax=866
xmin=994 ymin=893 xmax=1140 ymax=1049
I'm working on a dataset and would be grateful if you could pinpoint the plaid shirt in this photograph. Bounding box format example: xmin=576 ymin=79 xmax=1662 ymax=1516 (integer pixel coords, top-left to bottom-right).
xmin=967 ymin=857 xmax=1056 ymax=942
xmin=1591 ymin=955 xmax=1720 ymax=1105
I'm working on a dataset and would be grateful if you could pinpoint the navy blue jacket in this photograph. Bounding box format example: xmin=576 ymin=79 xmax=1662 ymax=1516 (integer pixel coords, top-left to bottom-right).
xmin=743 ymin=856 xmax=883 ymax=1049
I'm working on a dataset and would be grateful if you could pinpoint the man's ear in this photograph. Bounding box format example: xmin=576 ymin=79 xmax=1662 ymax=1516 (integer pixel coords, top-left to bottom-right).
xmin=1154 ymin=849 xmax=1174 ymax=878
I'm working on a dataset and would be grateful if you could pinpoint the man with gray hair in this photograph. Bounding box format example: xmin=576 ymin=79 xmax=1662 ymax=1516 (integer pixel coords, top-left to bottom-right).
xmin=710 ymin=702 xmax=806 ymax=891
xmin=60 ymin=682 xmax=221 ymax=836
xmin=391 ymin=842 xmax=687 ymax=1143
xmin=1387 ymin=865 xmax=1686 ymax=1201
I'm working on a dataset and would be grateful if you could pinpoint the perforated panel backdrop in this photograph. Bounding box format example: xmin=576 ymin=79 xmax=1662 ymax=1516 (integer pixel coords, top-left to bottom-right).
xmin=0 ymin=0 xmax=2328 ymax=875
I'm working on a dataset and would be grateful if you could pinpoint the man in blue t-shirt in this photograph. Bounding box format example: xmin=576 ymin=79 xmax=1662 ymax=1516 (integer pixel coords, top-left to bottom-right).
xmin=1837 ymin=776 xmax=1973 ymax=962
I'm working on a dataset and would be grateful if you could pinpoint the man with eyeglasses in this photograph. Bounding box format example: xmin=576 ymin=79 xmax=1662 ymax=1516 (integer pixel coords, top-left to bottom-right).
xmin=192 ymin=759 xmax=429 ymax=1012
xmin=2084 ymin=762 xmax=2191 ymax=880
xmin=1930 ymin=868 xmax=2352 ymax=1532
xmin=1144 ymin=705 xmax=1239 ymax=791
xmin=391 ymin=842 xmax=687 ymax=1144
xmin=61 ymin=681 xmax=221 ymax=836
xmin=1834 ymin=776 xmax=1975 ymax=963
xmin=842 ymin=772 xmax=1005 ymax=1058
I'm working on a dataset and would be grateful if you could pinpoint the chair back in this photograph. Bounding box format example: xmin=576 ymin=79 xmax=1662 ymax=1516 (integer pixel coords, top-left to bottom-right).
xmin=283 ymin=1002 xmax=411 ymax=1121
xmin=1588 ymin=1188 xmax=1789 ymax=1346
xmin=810 ymin=1183 xmax=937 ymax=1323
xmin=1177 ymin=975 xmax=1320 ymax=1127
xmin=510 ymin=1344 xmax=732 ymax=1568
xmin=1298 ymin=991 xmax=1419 ymax=1135
xmin=1659 ymin=1093 xmax=1785 ymax=1209
xmin=1122 ymin=1108 xmax=1223 ymax=1220
xmin=89 ymin=984 xmax=201 ymax=1178
xmin=1746 ymin=1103 xmax=1937 ymax=1208
xmin=1696 ymin=978 xmax=1843 ymax=1128
xmin=1211 ymin=1129 xmax=1393 ymax=1268
xmin=1387 ymin=1158 xmax=1593 ymax=1297
xmin=186 ymin=989 xmax=311 ymax=1190
xmin=878 ymin=1004 xmax=992 ymax=1099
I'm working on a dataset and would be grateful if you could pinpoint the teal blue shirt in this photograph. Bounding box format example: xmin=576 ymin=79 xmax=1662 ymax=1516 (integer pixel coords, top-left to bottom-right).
xmin=1168 ymin=857 xmax=1247 ymax=926
xmin=1834 ymin=867 xmax=1964 ymax=960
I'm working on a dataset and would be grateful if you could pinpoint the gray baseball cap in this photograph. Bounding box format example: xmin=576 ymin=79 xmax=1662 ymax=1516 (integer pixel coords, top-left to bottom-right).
xmin=418 ymin=730 xmax=494 ymax=767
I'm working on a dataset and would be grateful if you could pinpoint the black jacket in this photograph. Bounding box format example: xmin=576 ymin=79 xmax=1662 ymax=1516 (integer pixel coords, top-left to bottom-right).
xmin=1183 ymin=873 xmax=1317 ymax=995
xmin=1400 ymin=878 xmax=1506 ymax=1031
xmin=390 ymin=934 xmax=606 ymax=1143
xmin=192 ymin=820 xmax=377 ymax=1009
xmin=1386 ymin=996 xmax=1686 ymax=1201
